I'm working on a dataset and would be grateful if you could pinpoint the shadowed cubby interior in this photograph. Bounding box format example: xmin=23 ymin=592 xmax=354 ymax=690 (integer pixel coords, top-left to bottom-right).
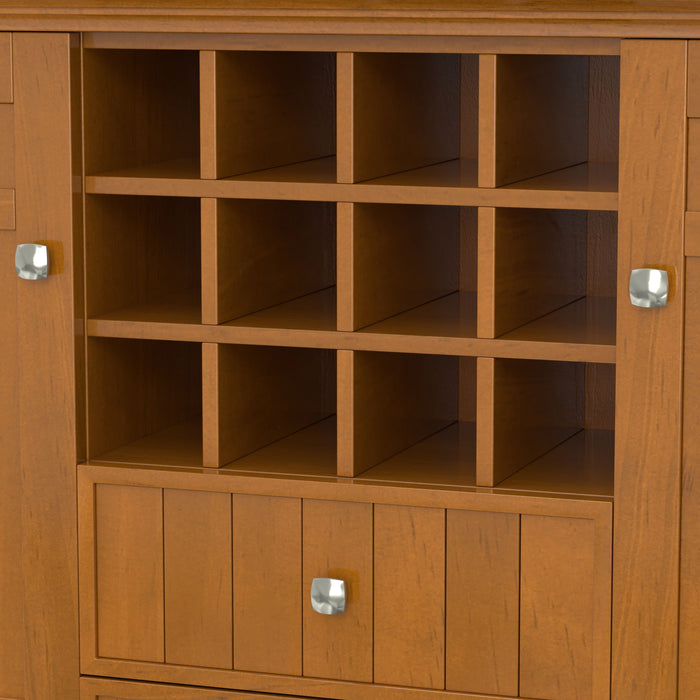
xmin=87 ymin=338 xmax=203 ymax=466
xmin=345 ymin=52 xmax=477 ymax=184
xmin=480 ymin=358 xmax=615 ymax=497
xmin=83 ymin=49 xmax=200 ymax=177
xmin=480 ymin=208 xmax=618 ymax=346
xmin=206 ymin=345 xmax=336 ymax=476
xmin=205 ymin=199 xmax=336 ymax=329
xmin=340 ymin=203 xmax=476 ymax=335
xmin=482 ymin=54 xmax=620 ymax=188
xmin=339 ymin=351 xmax=477 ymax=486
xmin=202 ymin=51 xmax=336 ymax=180
xmin=85 ymin=195 xmax=201 ymax=323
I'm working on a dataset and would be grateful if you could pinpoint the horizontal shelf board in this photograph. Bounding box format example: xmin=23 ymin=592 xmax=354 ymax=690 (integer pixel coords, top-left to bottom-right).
xmin=359 ymin=291 xmax=477 ymax=337
xmin=86 ymin=158 xmax=618 ymax=210
xmin=354 ymin=421 xmax=476 ymax=487
xmin=90 ymin=294 xmax=202 ymax=325
xmin=494 ymin=429 xmax=614 ymax=498
xmin=223 ymin=287 xmax=336 ymax=331
xmin=86 ymin=319 xmax=616 ymax=363
xmin=499 ymin=296 xmax=616 ymax=347
xmin=223 ymin=155 xmax=337 ymax=184
xmin=92 ymin=418 xmax=203 ymax=468
xmin=219 ymin=416 xmax=337 ymax=478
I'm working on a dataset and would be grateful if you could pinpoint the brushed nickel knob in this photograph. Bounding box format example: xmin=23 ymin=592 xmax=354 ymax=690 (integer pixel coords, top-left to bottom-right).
xmin=310 ymin=578 xmax=346 ymax=615
xmin=629 ymin=268 xmax=668 ymax=308
xmin=15 ymin=244 xmax=49 ymax=280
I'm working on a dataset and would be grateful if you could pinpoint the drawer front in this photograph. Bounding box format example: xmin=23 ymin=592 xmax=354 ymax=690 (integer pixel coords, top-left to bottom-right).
xmin=80 ymin=676 xmax=312 ymax=699
xmin=79 ymin=472 xmax=611 ymax=699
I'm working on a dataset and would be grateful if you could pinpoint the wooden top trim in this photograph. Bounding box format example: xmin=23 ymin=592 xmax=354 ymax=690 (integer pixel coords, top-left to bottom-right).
xmin=4 ymin=3 xmax=700 ymax=37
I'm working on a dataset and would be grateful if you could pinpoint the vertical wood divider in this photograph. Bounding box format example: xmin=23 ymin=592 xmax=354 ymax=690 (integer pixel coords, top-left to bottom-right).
xmin=337 ymin=349 xmax=355 ymax=477
xmin=202 ymin=342 xmax=221 ymax=468
xmin=201 ymin=197 xmax=218 ymax=325
xmin=336 ymin=202 xmax=354 ymax=331
xmin=478 ymin=55 xmax=497 ymax=188
xmin=476 ymin=356 xmax=495 ymax=486
xmin=199 ymin=50 xmax=217 ymax=179
xmin=477 ymin=207 xmax=496 ymax=338
xmin=336 ymin=52 xmax=354 ymax=184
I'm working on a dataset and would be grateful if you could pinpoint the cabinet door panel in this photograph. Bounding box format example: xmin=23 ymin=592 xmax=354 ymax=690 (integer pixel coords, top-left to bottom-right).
xmin=96 ymin=484 xmax=164 ymax=662
xmin=232 ymin=494 xmax=301 ymax=675
xmin=374 ymin=504 xmax=445 ymax=689
xmin=303 ymin=499 xmax=373 ymax=682
xmin=164 ymin=489 xmax=232 ymax=669
xmin=0 ymin=34 xmax=10 ymax=103
xmin=520 ymin=514 xmax=596 ymax=700
xmin=446 ymin=509 xmax=519 ymax=695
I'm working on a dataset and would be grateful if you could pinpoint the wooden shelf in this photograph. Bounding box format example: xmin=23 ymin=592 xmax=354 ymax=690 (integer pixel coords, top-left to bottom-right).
xmin=93 ymin=417 xmax=203 ymax=468
xmin=90 ymin=293 xmax=202 ymax=325
xmin=223 ymin=287 xmax=336 ymax=331
xmin=219 ymin=416 xmax=337 ymax=478
xmin=494 ymin=429 xmax=614 ymax=498
xmin=359 ymin=291 xmax=477 ymax=338
xmin=498 ymin=296 xmax=616 ymax=347
xmin=86 ymin=158 xmax=617 ymax=210
xmin=354 ymin=422 xmax=476 ymax=487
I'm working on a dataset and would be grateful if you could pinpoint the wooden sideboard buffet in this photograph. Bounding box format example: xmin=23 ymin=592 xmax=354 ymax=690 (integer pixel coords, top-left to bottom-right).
xmin=2 ymin=2 xmax=700 ymax=699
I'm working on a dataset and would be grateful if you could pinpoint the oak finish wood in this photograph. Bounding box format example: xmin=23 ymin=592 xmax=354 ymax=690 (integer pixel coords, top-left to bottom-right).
xmin=232 ymin=494 xmax=302 ymax=675
xmin=477 ymin=357 xmax=584 ymax=486
xmin=0 ymin=104 xmax=14 ymax=188
xmin=14 ymin=32 xmax=80 ymax=700
xmin=0 ymin=38 xmax=21 ymax=695
xmin=520 ymin=515 xmax=600 ymax=700
xmin=374 ymin=505 xmax=445 ymax=690
xmin=446 ymin=510 xmax=519 ymax=695
xmin=302 ymin=499 xmax=373 ymax=682
xmin=680 ymin=258 xmax=700 ymax=698
xmin=350 ymin=203 xmax=460 ymax=330
xmin=350 ymin=52 xmax=460 ymax=182
xmin=95 ymin=484 xmax=164 ymax=662
xmin=164 ymin=489 xmax=233 ymax=669
xmin=613 ymin=39 xmax=686 ymax=699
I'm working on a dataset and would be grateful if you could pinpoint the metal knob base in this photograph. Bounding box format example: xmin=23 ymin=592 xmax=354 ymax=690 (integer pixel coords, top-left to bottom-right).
xmin=310 ymin=578 xmax=346 ymax=615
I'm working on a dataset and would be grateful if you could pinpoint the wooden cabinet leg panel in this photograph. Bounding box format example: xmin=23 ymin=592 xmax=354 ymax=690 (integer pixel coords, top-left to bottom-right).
xmin=614 ymin=39 xmax=686 ymax=699
xmin=14 ymin=31 xmax=80 ymax=700
xmin=302 ymin=499 xmax=373 ymax=682
xmin=164 ymin=489 xmax=233 ymax=669
xmin=520 ymin=514 xmax=598 ymax=700
xmin=232 ymin=494 xmax=302 ymax=675
xmin=446 ymin=510 xmax=519 ymax=696
xmin=374 ymin=504 xmax=445 ymax=690
xmin=95 ymin=484 xmax=165 ymax=663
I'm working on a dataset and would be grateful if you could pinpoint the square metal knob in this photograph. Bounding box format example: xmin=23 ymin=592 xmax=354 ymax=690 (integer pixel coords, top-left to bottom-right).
xmin=310 ymin=578 xmax=346 ymax=615
xmin=629 ymin=268 xmax=668 ymax=308
xmin=16 ymin=243 xmax=49 ymax=280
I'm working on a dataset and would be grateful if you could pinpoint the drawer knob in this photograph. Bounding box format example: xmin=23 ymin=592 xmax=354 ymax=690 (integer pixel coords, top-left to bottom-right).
xmin=310 ymin=577 xmax=346 ymax=615
xmin=15 ymin=243 xmax=49 ymax=280
xmin=629 ymin=268 xmax=668 ymax=308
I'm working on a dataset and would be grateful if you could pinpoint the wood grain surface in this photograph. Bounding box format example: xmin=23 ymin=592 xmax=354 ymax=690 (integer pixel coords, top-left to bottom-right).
xmin=232 ymin=494 xmax=302 ymax=675
xmin=164 ymin=489 xmax=233 ymax=669
xmin=95 ymin=484 xmax=164 ymax=662
xmin=446 ymin=510 xmax=519 ymax=695
xmin=613 ymin=39 xmax=686 ymax=699
xmin=302 ymin=499 xmax=373 ymax=682
xmin=374 ymin=504 xmax=445 ymax=689
xmin=14 ymin=32 xmax=81 ymax=700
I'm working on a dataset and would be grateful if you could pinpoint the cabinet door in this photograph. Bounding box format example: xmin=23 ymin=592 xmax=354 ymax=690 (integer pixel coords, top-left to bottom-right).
xmin=0 ymin=33 xmax=81 ymax=700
